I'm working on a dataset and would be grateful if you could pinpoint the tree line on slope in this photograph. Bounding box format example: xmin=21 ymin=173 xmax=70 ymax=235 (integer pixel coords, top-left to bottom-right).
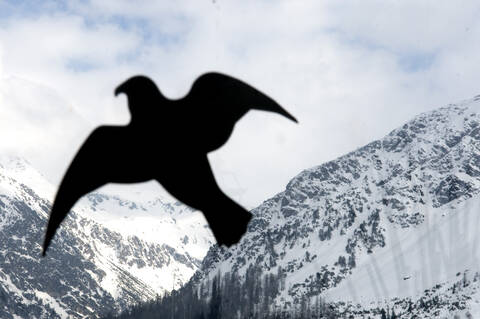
xmin=104 ymin=264 xmax=338 ymax=319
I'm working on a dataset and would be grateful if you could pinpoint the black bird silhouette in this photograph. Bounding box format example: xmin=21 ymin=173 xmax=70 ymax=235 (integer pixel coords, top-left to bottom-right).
xmin=42 ymin=72 xmax=297 ymax=256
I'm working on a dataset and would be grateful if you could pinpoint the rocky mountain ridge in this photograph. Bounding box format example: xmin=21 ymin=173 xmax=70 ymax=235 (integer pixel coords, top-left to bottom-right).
xmin=190 ymin=94 xmax=480 ymax=317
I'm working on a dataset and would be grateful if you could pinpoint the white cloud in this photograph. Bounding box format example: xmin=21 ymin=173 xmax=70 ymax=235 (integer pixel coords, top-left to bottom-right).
xmin=325 ymin=1 xmax=480 ymax=53
xmin=1 ymin=1 xmax=480 ymax=207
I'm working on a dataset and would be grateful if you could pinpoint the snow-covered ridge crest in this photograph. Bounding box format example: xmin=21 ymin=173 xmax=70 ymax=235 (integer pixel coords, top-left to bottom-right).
xmin=0 ymin=154 xmax=55 ymax=200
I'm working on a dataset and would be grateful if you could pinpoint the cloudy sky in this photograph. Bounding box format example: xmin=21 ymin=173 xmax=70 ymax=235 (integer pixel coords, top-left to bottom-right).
xmin=0 ymin=0 xmax=479 ymax=208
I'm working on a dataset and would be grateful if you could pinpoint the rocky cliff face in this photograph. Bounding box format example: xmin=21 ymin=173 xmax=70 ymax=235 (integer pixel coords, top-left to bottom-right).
xmin=194 ymin=94 xmax=480 ymax=317
xmin=0 ymin=156 xmax=213 ymax=318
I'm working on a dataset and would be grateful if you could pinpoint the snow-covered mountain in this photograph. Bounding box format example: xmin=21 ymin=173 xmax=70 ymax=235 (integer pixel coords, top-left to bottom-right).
xmin=187 ymin=94 xmax=480 ymax=317
xmin=0 ymin=155 xmax=214 ymax=318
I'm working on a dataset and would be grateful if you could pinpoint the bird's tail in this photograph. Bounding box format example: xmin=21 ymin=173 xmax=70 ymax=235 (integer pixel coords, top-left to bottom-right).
xmin=203 ymin=198 xmax=252 ymax=247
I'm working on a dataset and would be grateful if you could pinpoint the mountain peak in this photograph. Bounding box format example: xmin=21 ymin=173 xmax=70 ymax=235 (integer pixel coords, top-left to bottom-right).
xmin=0 ymin=154 xmax=31 ymax=171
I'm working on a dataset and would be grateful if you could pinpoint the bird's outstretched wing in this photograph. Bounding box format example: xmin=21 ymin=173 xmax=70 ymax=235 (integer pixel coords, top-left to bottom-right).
xmin=185 ymin=72 xmax=297 ymax=152
xmin=42 ymin=126 xmax=123 ymax=256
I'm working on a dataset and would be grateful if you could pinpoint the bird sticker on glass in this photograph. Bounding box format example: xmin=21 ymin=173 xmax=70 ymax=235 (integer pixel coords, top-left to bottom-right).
xmin=42 ymin=72 xmax=297 ymax=256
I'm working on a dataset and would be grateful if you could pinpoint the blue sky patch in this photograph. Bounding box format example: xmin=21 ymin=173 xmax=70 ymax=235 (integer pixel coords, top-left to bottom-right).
xmin=65 ymin=58 xmax=97 ymax=72
xmin=398 ymin=52 xmax=435 ymax=72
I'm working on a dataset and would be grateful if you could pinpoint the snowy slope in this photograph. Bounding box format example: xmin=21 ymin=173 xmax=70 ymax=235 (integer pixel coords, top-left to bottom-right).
xmin=193 ymin=94 xmax=480 ymax=317
xmin=73 ymin=192 xmax=214 ymax=294
xmin=0 ymin=155 xmax=214 ymax=318
xmin=76 ymin=192 xmax=213 ymax=262
xmin=326 ymin=195 xmax=480 ymax=302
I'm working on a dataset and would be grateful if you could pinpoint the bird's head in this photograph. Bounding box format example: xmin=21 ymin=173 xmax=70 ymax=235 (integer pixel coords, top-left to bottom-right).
xmin=115 ymin=75 xmax=166 ymax=123
xmin=115 ymin=75 xmax=160 ymax=97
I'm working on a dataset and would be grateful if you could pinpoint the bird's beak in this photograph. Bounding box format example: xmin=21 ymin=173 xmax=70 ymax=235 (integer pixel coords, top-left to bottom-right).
xmin=114 ymin=83 xmax=126 ymax=96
